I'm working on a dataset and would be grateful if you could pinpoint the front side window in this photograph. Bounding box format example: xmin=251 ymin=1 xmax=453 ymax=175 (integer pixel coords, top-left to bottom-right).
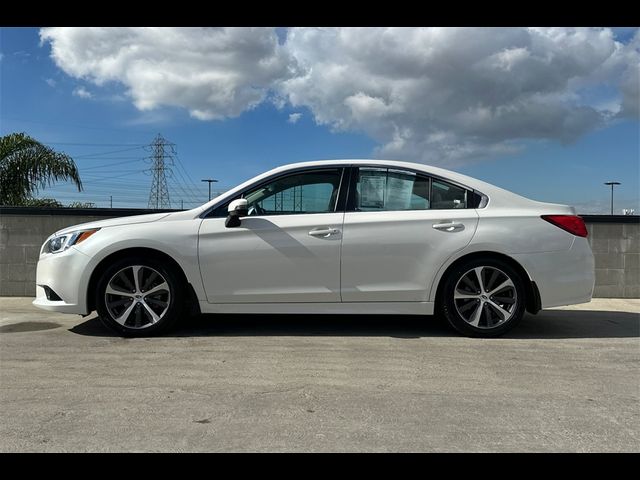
xmin=241 ymin=169 xmax=343 ymax=216
xmin=355 ymin=168 xmax=430 ymax=211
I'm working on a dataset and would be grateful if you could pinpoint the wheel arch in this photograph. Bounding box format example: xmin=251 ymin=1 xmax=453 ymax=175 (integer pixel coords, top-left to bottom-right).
xmin=86 ymin=247 xmax=201 ymax=315
xmin=433 ymin=251 xmax=541 ymax=315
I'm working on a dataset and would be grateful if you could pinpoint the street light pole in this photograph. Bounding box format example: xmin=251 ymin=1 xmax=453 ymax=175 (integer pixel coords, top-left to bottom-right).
xmin=604 ymin=181 xmax=621 ymax=215
xmin=201 ymin=178 xmax=218 ymax=201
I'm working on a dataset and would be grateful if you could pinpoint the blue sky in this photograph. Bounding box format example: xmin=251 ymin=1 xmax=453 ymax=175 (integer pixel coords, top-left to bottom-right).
xmin=1 ymin=27 xmax=638 ymax=213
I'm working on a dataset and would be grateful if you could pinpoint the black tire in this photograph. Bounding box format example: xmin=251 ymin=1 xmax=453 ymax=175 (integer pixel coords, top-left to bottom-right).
xmin=96 ymin=256 xmax=184 ymax=337
xmin=439 ymin=257 xmax=526 ymax=338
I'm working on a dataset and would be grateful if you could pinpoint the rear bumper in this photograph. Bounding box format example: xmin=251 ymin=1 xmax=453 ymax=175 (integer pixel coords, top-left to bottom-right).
xmin=33 ymin=247 xmax=92 ymax=315
xmin=513 ymin=237 xmax=595 ymax=309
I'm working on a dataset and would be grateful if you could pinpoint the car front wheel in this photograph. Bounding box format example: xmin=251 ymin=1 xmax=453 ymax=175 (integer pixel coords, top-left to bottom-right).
xmin=440 ymin=258 xmax=526 ymax=337
xmin=96 ymin=257 xmax=184 ymax=337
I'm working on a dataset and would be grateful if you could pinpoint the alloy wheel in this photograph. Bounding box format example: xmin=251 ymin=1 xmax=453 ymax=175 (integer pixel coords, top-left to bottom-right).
xmin=453 ymin=266 xmax=518 ymax=329
xmin=104 ymin=265 xmax=171 ymax=329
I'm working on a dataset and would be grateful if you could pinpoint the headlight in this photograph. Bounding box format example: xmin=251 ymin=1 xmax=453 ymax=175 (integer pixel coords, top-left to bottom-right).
xmin=42 ymin=228 xmax=100 ymax=254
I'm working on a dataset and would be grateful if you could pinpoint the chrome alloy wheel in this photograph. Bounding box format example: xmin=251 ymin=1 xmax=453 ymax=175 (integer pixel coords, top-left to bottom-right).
xmin=104 ymin=265 xmax=171 ymax=329
xmin=453 ymin=266 xmax=518 ymax=329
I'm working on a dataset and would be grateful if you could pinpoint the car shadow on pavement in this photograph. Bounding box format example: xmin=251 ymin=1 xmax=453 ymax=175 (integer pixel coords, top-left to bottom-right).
xmin=69 ymin=309 xmax=639 ymax=339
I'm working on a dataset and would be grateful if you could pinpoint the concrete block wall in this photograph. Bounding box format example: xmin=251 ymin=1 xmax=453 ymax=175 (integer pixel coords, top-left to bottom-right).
xmin=0 ymin=213 xmax=113 ymax=296
xmin=587 ymin=221 xmax=639 ymax=298
xmin=1 ymin=207 xmax=639 ymax=298
xmin=0 ymin=208 xmax=176 ymax=297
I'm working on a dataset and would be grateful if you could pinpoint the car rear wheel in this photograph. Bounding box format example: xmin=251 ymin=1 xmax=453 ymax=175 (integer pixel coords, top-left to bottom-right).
xmin=96 ymin=257 xmax=184 ymax=337
xmin=440 ymin=258 xmax=526 ymax=337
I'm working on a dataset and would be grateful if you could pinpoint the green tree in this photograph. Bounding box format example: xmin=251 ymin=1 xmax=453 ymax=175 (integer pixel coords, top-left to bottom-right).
xmin=23 ymin=198 xmax=63 ymax=207
xmin=0 ymin=132 xmax=82 ymax=206
xmin=68 ymin=201 xmax=96 ymax=208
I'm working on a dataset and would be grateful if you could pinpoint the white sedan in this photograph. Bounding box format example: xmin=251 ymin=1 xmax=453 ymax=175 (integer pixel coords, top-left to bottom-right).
xmin=33 ymin=160 xmax=595 ymax=337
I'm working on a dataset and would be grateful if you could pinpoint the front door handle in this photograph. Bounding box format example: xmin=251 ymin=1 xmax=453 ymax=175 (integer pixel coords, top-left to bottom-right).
xmin=309 ymin=227 xmax=340 ymax=237
xmin=433 ymin=222 xmax=465 ymax=232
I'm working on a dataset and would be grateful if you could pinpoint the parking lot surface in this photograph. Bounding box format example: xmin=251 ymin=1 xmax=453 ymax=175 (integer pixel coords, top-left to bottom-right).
xmin=1 ymin=297 xmax=638 ymax=452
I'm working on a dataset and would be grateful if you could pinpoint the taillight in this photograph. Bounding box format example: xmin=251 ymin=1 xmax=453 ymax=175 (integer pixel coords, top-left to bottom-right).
xmin=541 ymin=215 xmax=588 ymax=238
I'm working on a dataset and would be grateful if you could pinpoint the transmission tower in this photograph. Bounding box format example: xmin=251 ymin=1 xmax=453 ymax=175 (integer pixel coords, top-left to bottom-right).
xmin=146 ymin=134 xmax=174 ymax=209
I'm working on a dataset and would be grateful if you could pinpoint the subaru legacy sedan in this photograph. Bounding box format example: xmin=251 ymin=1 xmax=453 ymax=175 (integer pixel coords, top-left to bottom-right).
xmin=34 ymin=160 xmax=595 ymax=337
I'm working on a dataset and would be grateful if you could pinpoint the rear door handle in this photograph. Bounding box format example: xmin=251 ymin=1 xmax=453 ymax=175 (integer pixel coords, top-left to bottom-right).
xmin=432 ymin=222 xmax=465 ymax=232
xmin=309 ymin=227 xmax=340 ymax=237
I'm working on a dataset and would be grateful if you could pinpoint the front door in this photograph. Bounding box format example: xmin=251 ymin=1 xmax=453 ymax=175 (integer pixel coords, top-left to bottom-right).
xmin=198 ymin=168 xmax=345 ymax=303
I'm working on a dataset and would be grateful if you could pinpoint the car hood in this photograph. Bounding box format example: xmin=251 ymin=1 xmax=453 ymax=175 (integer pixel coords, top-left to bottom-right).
xmin=55 ymin=212 xmax=173 ymax=236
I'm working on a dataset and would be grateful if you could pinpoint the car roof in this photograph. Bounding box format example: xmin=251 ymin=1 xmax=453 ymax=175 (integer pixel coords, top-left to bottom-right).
xmin=268 ymin=159 xmax=496 ymax=194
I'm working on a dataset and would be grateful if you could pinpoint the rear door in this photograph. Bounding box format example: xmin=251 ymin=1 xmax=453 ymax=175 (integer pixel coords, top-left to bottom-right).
xmin=340 ymin=167 xmax=479 ymax=302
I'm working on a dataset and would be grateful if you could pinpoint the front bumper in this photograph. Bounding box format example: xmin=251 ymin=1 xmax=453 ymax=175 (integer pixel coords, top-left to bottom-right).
xmin=33 ymin=246 xmax=92 ymax=315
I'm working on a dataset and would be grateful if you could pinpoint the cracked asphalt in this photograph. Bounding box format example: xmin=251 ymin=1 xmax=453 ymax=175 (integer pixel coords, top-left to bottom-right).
xmin=1 ymin=297 xmax=638 ymax=452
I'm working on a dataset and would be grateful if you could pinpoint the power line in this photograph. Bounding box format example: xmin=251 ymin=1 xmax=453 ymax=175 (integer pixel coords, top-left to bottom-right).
xmin=82 ymin=172 xmax=147 ymax=182
xmin=80 ymin=159 xmax=146 ymax=170
xmin=174 ymin=155 xmax=202 ymax=191
xmin=170 ymin=167 xmax=205 ymax=203
xmin=4 ymin=116 xmax=155 ymax=134
xmin=166 ymin=144 xmax=207 ymax=202
xmin=44 ymin=142 xmax=145 ymax=147
xmin=169 ymin=178 xmax=203 ymax=204
xmin=34 ymin=134 xmax=229 ymax=209
xmin=74 ymin=146 xmax=146 ymax=158
xmin=74 ymin=157 xmax=147 ymax=163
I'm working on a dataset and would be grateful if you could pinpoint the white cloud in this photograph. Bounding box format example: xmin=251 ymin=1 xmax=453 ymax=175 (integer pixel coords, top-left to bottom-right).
xmin=288 ymin=112 xmax=302 ymax=123
xmin=72 ymin=86 xmax=92 ymax=98
xmin=124 ymin=110 xmax=173 ymax=126
xmin=615 ymin=29 xmax=640 ymax=119
xmin=282 ymin=27 xmax=639 ymax=166
xmin=41 ymin=27 xmax=298 ymax=120
xmin=45 ymin=78 xmax=56 ymax=87
xmin=41 ymin=27 xmax=639 ymax=166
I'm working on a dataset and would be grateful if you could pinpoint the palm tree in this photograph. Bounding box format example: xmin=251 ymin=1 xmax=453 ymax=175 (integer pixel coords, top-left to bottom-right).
xmin=0 ymin=132 xmax=82 ymax=206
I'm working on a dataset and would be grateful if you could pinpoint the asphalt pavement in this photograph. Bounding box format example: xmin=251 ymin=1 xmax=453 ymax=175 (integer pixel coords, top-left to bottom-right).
xmin=0 ymin=297 xmax=638 ymax=452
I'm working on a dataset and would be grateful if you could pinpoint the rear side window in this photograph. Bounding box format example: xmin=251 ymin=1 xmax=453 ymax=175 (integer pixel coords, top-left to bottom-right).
xmin=355 ymin=168 xmax=430 ymax=211
xmin=431 ymin=179 xmax=468 ymax=209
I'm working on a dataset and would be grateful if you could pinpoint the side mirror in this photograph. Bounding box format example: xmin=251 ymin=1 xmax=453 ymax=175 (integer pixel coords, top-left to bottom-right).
xmin=225 ymin=198 xmax=248 ymax=228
